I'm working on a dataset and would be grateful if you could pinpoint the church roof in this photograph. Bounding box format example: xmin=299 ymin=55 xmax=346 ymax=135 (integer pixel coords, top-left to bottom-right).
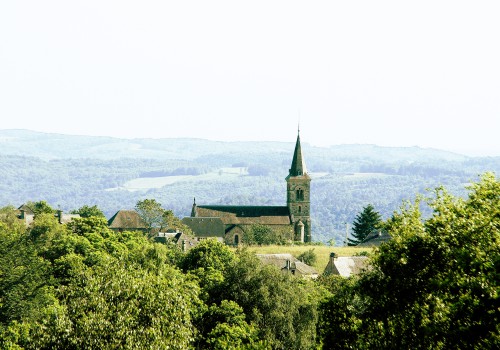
xmin=182 ymin=217 xmax=225 ymax=237
xmin=194 ymin=205 xmax=291 ymax=225
xmin=287 ymin=131 xmax=309 ymax=178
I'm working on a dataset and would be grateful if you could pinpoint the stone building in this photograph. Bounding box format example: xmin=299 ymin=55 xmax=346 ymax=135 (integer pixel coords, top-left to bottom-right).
xmin=183 ymin=131 xmax=312 ymax=244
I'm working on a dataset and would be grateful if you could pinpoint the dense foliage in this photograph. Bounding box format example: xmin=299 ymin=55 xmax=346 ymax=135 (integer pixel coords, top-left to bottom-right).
xmin=1 ymin=173 xmax=499 ymax=348
xmin=319 ymin=173 xmax=500 ymax=349
xmin=0 ymin=208 xmax=321 ymax=349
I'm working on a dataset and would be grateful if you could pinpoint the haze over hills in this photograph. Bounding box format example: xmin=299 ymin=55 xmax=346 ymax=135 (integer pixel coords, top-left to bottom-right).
xmin=0 ymin=129 xmax=470 ymax=161
xmin=0 ymin=129 xmax=498 ymax=244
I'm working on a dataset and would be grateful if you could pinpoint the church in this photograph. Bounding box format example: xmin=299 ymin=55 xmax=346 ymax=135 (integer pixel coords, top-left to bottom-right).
xmin=182 ymin=131 xmax=311 ymax=244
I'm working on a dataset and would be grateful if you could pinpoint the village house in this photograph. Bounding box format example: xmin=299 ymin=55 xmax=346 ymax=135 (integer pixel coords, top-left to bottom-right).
xmin=17 ymin=204 xmax=80 ymax=226
xmin=323 ymin=252 xmax=370 ymax=278
xmin=256 ymin=253 xmax=319 ymax=279
xmin=107 ymin=209 xmax=148 ymax=233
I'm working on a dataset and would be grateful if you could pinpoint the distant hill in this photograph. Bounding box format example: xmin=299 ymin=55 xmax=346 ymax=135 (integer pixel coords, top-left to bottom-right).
xmin=0 ymin=129 xmax=498 ymax=244
xmin=0 ymin=129 xmax=467 ymax=162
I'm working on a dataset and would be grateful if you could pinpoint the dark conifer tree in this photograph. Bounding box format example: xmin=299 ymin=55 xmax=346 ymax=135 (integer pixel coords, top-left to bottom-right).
xmin=348 ymin=204 xmax=382 ymax=246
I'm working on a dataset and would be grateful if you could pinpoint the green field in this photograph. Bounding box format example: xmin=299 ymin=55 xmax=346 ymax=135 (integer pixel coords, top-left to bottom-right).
xmin=239 ymin=245 xmax=374 ymax=272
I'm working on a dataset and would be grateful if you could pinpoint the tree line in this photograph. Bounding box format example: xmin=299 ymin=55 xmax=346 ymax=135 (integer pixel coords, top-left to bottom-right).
xmin=0 ymin=173 xmax=498 ymax=348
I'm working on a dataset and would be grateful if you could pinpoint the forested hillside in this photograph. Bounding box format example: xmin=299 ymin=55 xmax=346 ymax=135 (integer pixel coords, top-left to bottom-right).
xmin=1 ymin=130 xmax=499 ymax=243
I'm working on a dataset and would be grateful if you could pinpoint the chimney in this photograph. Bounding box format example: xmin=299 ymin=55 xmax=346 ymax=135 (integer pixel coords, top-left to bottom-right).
xmin=330 ymin=252 xmax=337 ymax=264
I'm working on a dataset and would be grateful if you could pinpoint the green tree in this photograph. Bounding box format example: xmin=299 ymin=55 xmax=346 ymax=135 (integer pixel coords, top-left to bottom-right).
xmin=162 ymin=209 xmax=194 ymax=236
xmin=244 ymin=224 xmax=291 ymax=245
xmin=135 ymin=199 xmax=165 ymax=235
xmin=348 ymin=204 xmax=382 ymax=246
xmin=180 ymin=239 xmax=236 ymax=304
xmin=297 ymin=248 xmax=317 ymax=266
xmin=36 ymin=261 xmax=199 ymax=350
xmin=319 ymin=173 xmax=500 ymax=349
xmin=317 ymin=275 xmax=360 ymax=350
xmin=70 ymin=204 xmax=105 ymax=218
xmin=0 ymin=205 xmax=27 ymax=236
xmin=222 ymin=250 xmax=320 ymax=349
xmin=26 ymin=201 xmax=55 ymax=216
xmin=1 ymin=201 xmax=202 ymax=349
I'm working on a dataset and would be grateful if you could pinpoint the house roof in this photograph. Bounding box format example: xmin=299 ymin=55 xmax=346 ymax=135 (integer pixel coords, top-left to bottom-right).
xmin=194 ymin=205 xmax=291 ymax=226
xmin=182 ymin=217 xmax=225 ymax=237
xmin=108 ymin=209 xmax=147 ymax=229
xmin=357 ymin=231 xmax=392 ymax=247
xmin=17 ymin=204 xmax=35 ymax=215
xmin=324 ymin=256 xmax=370 ymax=277
xmin=256 ymin=253 xmax=318 ymax=276
xmin=58 ymin=213 xmax=80 ymax=224
xmin=154 ymin=231 xmax=199 ymax=251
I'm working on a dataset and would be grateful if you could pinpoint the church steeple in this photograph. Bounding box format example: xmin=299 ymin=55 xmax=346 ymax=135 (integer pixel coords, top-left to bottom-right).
xmin=286 ymin=129 xmax=311 ymax=242
xmin=289 ymin=130 xmax=308 ymax=177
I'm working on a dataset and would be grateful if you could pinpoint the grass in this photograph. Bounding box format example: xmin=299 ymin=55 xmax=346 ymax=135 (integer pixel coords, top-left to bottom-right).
xmin=236 ymin=245 xmax=374 ymax=272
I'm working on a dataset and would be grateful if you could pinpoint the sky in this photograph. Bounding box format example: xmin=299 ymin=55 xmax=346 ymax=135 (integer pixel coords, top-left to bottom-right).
xmin=1 ymin=1 xmax=499 ymax=156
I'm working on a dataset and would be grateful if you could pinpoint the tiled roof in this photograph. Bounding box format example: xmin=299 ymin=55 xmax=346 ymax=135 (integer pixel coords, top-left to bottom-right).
xmin=195 ymin=206 xmax=291 ymax=225
xmin=108 ymin=209 xmax=147 ymax=229
xmin=181 ymin=217 xmax=225 ymax=237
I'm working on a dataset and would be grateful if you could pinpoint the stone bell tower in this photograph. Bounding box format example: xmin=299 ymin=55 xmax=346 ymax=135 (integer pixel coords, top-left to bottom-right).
xmin=286 ymin=129 xmax=311 ymax=242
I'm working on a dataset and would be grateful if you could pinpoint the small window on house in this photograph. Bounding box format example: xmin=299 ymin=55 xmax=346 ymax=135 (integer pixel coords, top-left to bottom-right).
xmin=298 ymin=206 xmax=302 ymax=213
xmin=234 ymin=234 xmax=239 ymax=246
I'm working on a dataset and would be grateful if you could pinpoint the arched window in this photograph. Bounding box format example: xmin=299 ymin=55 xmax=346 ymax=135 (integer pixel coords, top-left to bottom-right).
xmin=234 ymin=234 xmax=239 ymax=246
xmin=296 ymin=188 xmax=304 ymax=201
xmin=298 ymin=205 xmax=302 ymax=213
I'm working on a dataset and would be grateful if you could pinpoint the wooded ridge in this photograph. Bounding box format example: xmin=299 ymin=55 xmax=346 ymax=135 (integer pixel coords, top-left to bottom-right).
xmin=1 ymin=129 xmax=498 ymax=244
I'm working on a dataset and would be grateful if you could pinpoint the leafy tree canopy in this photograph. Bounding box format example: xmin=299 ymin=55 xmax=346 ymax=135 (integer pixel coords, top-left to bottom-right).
xmin=319 ymin=172 xmax=500 ymax=349
xmin=25 ymin=200 xmax=55 ymax=216
xmin=70 ymin=204 xmax=105 ymax=218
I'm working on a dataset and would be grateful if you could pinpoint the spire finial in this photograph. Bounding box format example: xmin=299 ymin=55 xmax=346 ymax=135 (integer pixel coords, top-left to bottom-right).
xmin=298 ymin=108 xmax=301 ymax=134
xmin=193 ymin=197 xmax=196 ymax=205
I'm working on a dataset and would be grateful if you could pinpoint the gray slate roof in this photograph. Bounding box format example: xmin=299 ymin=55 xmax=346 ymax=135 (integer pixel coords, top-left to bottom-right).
xmin=194 ymin=206 xmax=291 ymax=225
xmin=357 ymin=231 xmax=392 ymax=247
xmin=256 ymin=253 xmax=318 ymax=277
xmin=324 ymin=256 xmax=370 ymax=277
xmin=182 ymin=217 xmax=225 ymax=237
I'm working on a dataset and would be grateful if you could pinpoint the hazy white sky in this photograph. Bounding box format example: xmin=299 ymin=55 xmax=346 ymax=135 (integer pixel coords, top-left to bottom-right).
xmin=1 ymin=1 xmax=499 ymax=156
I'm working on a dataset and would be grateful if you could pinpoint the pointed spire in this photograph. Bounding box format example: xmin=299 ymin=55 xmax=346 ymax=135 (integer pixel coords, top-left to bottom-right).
xmin=289 ymin=129 xmax=307 ymax=177
xmin=191 ymin=197 xmax=197 ymax=217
